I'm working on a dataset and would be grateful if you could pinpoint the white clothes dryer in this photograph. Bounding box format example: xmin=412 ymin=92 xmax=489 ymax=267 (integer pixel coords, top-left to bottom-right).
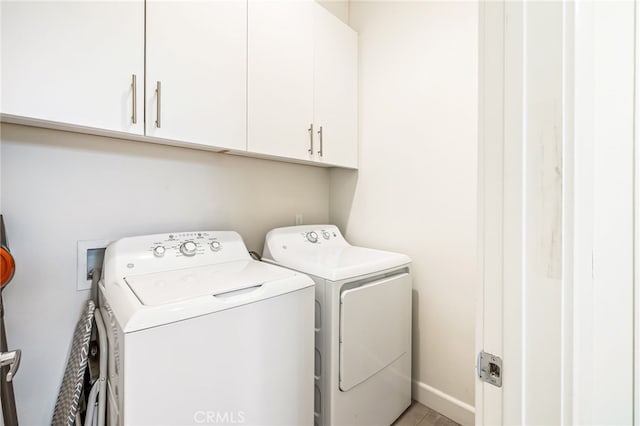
xmin=99 ymin=230 xmax=314 ymax=426
xmin=263 ymin=225 xmax=412 ymax=426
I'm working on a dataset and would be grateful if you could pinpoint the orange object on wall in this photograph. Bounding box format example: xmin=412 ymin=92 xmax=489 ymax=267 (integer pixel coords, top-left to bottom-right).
xmin=0 ymin=216 xmax=15 ymax=288
xmin=0 ymin=249 xmax=15 ymax=288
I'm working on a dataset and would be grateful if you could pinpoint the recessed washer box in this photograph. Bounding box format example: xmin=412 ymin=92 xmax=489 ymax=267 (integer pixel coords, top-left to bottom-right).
xmin=77 ymin=239 xmax=111 ymax=291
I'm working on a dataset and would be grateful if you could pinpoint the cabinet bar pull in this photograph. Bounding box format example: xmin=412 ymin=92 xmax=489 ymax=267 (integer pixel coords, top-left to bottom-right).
xmin=131 ymin=74 xmax=137 ymax=124
xmin=308 ymin=123 xmax=314 ymax=155
xmin=155 ymin=81 xmax=162 ymax=128
xmin=317 ymin=126 xmax=323 ymax=157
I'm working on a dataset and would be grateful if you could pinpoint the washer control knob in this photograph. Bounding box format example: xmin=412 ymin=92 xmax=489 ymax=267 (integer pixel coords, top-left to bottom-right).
xmin=180 ymin=241 xmax=197 ymax=256
xmin=153 ymin=245 xmax=166 ymax=257
xmin=210 ymin=241 xmax=222 ymax=252
xmin=307 ymin=231 xmax=318 ymax=243
xmin=322 ymin=231 xmax=330 ymax=240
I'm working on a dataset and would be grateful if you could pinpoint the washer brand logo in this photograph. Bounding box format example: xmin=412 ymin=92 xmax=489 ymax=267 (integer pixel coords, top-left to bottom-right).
xmin=193 ymin=411 xmax=246 ymax=424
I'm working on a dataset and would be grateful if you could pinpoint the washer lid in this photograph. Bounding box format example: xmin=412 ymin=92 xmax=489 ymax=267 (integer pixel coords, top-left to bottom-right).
xmin=267 ymin=246 xmax=411 ymax=281
xmin=125 ymin=260 xmax=294 ymax=306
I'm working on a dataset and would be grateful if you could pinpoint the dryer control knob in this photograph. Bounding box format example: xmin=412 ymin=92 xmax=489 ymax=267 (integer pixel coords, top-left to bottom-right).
xmin=210 ymin=241 xmax=222 ymax=252
xmin=153 ymin=245 xmax=166 ymax=258
xmin=180 ymin=241 xmax=197 ymax=256
xmin=322 ymin=231 xmax=330 ymax=240
xmin=307 ymin=231 xmax=318 ymax=243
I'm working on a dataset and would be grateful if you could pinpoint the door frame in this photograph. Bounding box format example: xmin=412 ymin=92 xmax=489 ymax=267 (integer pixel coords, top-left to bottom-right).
xmin=476 ymin=1 xmax=526 ymax=424
xmin=478 ymin=1 xmax=637 ymax=424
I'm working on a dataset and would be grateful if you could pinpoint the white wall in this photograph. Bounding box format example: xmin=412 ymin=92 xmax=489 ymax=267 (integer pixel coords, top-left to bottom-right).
xmin=0 ymin=123 xmax=329 ymax=425
xmin=317 ymin=0 xmax=348 ymax=24
xmin=330 ymin=2 xmax=477 ymax=424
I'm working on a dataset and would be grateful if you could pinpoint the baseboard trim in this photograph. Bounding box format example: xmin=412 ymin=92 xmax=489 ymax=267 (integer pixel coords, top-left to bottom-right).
xmin=412 ymin=380 xmax=475 ymax=426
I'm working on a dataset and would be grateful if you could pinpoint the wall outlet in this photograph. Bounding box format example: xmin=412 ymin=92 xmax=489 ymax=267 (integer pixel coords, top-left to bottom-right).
xmin=77 ymin=239 xmax=111 ymax=291
xmin=295 ymin=214 xmax=303 ymax=225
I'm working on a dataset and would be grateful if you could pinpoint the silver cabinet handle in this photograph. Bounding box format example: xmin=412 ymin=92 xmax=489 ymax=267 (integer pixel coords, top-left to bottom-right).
xmin=308 ymin=123 xmax=314 ymax=155
xmin=0 ymin=350 xmax=20 ymax=382
xmin=131 ymin=74 xmax=137 ymax=124
xmin=155 ymin=81 xmax=162 ymax=128
xmin=317 ymin=126 xmax=323 ymax=157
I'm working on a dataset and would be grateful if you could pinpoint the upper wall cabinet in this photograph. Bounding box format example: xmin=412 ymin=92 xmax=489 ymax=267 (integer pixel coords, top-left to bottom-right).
xmin=1 ymin=1 xmax=145 ymax=135
xmin=247 ymin=0 xmax=315 ymax=161
xmin=2 ymin=0 xmax=357 ymax=168
xmin=247 ymin=0 xmax=358 ymax=167
xmin=146 ymin=0 xmax=247 ymax=150
xmin=313 ymin=4 xmax=358 ymax=168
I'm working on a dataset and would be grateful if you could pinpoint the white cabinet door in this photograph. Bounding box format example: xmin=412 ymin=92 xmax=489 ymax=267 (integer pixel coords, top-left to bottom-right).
xmin=146 ymin=0 xmax=247 ymax=151
xmin=248 ymin=0 xmax=315 ymax=160
xmin=1 ymin=1 xmax=144 ymax=135
xmin=313 ymin=4 xmax=358 ymax=168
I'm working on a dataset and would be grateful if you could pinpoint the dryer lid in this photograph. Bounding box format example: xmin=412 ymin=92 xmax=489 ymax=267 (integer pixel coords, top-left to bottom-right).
xmin=272 ymin=246 xmax=410 ymax=281
xmin=263 ymin=225 xmax=411 ymax=281
xmin=124 ymin=260 xmax=295 ymax=306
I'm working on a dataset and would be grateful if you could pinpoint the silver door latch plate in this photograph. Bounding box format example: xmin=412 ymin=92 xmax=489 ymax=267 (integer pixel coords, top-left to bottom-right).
xmin=477 ymin=351 xmax=502 ymax=387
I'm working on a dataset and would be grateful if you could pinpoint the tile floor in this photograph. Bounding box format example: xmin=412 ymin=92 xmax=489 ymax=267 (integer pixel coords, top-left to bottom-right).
xmin=392 ymin=401 xmax=460 ymax=426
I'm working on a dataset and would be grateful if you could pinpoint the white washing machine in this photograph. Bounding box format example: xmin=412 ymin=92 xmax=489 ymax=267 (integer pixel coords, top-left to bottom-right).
xmin=99 ymin=230 xmax=314 ymax=426
xmin=262 ymin=225 xmax=412 ymax=426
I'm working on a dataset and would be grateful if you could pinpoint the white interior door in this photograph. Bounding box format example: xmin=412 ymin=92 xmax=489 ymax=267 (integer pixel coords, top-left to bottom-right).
xmin=571 ymin=1 xmax=635 ymax=424
xmin=145 ymin=0 xmax=247 ymax=150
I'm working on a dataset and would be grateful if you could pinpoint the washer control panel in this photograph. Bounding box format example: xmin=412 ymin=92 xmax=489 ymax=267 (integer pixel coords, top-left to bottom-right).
xmin=147 ymin=232 xmax=226 ymax=259
xmin=106 ymin=230 xmax=247 ymax=278
xmin=179 ymin=241 xmax=198 ymax=256
xmin=302 ymin=228 xmax=339 ymax=244
xmin=152 ymin=245 xmax=166 ymax=258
